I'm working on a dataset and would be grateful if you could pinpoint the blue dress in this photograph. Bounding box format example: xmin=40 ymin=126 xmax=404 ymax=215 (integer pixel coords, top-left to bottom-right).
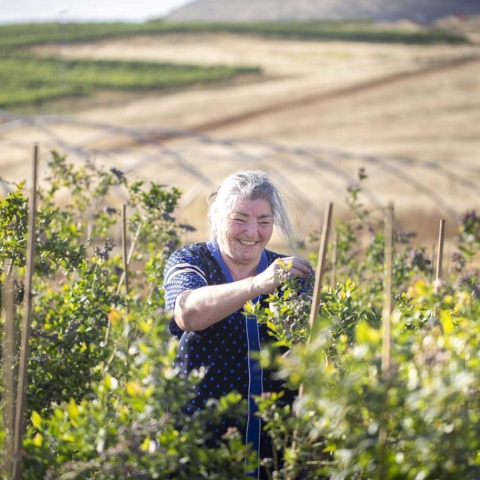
xmin=163 ymin=239 xmax=292 ymax=476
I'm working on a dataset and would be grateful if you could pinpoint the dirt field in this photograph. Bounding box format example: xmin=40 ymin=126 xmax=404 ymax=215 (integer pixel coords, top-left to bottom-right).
xmin=2 ymin=20 xmax=480 ymax=247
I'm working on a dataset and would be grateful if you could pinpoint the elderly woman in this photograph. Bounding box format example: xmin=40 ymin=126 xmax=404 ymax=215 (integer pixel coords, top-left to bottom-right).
xmin=163 ymin=170 xmax=312 ymax=476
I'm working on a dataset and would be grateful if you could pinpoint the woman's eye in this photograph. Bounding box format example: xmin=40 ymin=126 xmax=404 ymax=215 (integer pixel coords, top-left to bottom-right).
xmin=234 ymin=218 xmax=245 ymax=223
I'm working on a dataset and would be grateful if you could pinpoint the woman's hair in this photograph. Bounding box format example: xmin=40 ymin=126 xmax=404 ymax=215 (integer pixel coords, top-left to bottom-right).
xmin=207 ymin=170 xmax=294 ymax=250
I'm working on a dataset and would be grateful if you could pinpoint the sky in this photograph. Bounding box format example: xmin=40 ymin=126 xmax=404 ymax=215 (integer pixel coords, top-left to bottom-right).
xmin=0 ymin=0 xmax=194 ymax=24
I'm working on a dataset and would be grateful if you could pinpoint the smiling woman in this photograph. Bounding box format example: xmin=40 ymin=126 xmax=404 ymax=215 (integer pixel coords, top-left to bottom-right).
xmin=162 ymin=170 xmax=313 ymax=479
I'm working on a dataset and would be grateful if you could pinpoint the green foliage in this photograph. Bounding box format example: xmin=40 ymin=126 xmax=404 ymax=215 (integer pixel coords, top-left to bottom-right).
xmin=262 ymin=280 xmax=480 ymax=479
xmin=0 ymin=20 xmax=467 ymax=51
xmin=246 ymin=170 xmax=480 ymax=479
xmin=0 ymin=55 xmax=259 ymax=109
xmin=0 ymin=20 xmax=466 ymax=109
xmin=23 ymin=321 xmax=256 ymax=479
xmin=1 ymin=152 xmax=237 ymax=479
xmin=3 ymin=159 xmax=480 ymax=479
xmin=245 ymin=258 xmax=314 ymax=349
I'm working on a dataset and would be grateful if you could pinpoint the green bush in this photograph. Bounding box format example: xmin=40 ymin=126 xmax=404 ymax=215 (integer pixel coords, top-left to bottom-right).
xmin=2 ymin=161 xmax=480 ymax=479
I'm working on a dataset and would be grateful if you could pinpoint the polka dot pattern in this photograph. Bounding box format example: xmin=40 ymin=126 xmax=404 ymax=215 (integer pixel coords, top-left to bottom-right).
xmin=163 ymin=242 xmax=289 ymax=456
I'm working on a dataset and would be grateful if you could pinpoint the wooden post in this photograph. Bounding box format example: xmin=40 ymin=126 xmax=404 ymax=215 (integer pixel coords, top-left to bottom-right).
xmin=381 ymin=203 xmax=394 ymax=376
xmin=308 ymin=202 xmax=334 ymax=333
xmin=436 ymin=219 xmax=446 ymax=282
xmin=116 ymin=221 xmax=142 ymax=296
xmin=298 ymin=202 xmax=333 ymax=398
xmin=122 ymin=204 xmax=130 ymax=368
xmin=122 ymin=204 xmax=129 ymax=305
xmin=378 ymin=203 xmax=394 ymax=449
xmin=105 ymin=204 xmax=132 ymax=347
xmin=1 ymin=261 xmax=16 ymax=477
xmin=290 ymin=203 xmax=333 ymax=478
xmin=12 ymin=145 xmax=39 ymax=480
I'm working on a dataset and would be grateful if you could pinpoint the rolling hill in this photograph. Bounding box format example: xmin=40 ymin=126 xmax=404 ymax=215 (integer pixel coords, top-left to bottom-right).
xmin=166 ymin=0 xmax=480 ymax=23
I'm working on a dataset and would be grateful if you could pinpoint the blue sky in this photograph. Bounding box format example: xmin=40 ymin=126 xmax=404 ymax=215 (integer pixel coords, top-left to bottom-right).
xmin=1 ymin=0 xmax=193 ymax=24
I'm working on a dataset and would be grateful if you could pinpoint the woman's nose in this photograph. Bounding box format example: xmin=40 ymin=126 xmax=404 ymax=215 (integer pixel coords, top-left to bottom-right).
xmin=244 ymin=222 xmax=258 ymax=237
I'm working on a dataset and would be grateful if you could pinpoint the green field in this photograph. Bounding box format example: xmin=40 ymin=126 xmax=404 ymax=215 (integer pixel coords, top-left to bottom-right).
xmin=0 ymin=55 xmax=260 ymax=109
xmin=0 ymin=20 xmax=468 ymax=110
xmin=0 ymin=20 xmax=468 ymax=50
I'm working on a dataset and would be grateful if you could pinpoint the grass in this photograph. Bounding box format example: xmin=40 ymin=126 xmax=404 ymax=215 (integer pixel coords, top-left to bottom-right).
xmin=0 ymin=55 xmax=260 ymax=109
xmin=0 ymin=20 xmax=468 ymax=109
xmin=0 ymin=20 xmax=468 ymax=51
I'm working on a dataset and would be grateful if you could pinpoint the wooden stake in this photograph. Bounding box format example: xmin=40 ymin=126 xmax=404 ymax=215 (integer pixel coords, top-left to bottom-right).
xmin=122 ymin=204 xmax=129 ymax=303
xmin=116 ymin=220 xmax=142 ymax=296
xmin=1 ymin=261 xmax=16 ymax=477
xmin=436 ymin=219 xmax=446 ymax=282
xmin=105 ymin=204 xmax=131 ymax=347
xmin=290 ymin=203 xmax=333 ymax=479
xmin=308 ymin=202 xmax=334 ymax=332
xmin=12 ymin=145 xmax=39 ymax=480
xmin=298 ymin=202 xmax=333 ymax=397
xmin=122 ymin=203 xmax=130 ymax=368
xmin=381 ymin=203 xmax=394 ymax=377
xmin=378 ymin=203 xmax=394 ymax=450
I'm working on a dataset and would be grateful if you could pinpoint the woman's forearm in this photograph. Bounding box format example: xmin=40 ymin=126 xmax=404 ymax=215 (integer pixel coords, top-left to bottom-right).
xmin=174 ymin=276 xmax=268 ymax=332
xmin=172 ymin=255 xmax=312 ymax=332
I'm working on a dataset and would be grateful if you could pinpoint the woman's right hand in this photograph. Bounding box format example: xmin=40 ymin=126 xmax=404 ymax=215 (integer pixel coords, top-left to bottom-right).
xmin=255 ymin=256 xmax=313 ymax=294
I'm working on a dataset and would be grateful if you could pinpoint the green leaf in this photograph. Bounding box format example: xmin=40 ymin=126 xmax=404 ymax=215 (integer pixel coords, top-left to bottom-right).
xmin=31 ymin=410 xmax=42 ymax=429
xmin=355 ymin=320 xmax=380 ymax=344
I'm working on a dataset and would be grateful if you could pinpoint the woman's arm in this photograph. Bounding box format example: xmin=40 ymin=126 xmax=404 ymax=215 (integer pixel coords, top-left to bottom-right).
xmin=174 ymin=256 xmax=312 ymax=332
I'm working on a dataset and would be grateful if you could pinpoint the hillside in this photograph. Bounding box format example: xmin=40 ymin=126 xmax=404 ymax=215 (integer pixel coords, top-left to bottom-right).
xmin=166 ymin=0 xmax=480 ymax=23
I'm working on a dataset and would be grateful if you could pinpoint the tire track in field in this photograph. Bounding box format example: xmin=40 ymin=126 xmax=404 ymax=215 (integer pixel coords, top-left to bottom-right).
xmin=177 ymin=54 xmax=480 ymax=137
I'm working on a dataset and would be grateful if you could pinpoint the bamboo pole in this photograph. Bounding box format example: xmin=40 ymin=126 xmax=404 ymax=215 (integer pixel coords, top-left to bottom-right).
xmin=105 ymin=206 xmax=138 ymax=346
xmin=308 ymin=202 xmax=334 ymax=333
xmin=105 ymin=204 xmax=131 ymax=349
xmin=298 ymin=202 xmax=333 ymax=395
xmin=381 ymin=203 xmax=394 ymax=377
xmin=289 ymin=203 xmax=333 ymax=480
xmin=436 ymin=219 xmax=446 ymax=282
xmin=1 ymin=260 xmax=16 ymax=477
xmin=121 ymin=204 xmax=130 ymax=368
xmin=122 ymin=204 xmax=129 ymax=305
xmin=378 ymin=203 xmax=394 ymax=449
xmin=115 ymin=220 xmax=141 ymax=296
xmin=12 ymin=145 xmax=39 ymax=480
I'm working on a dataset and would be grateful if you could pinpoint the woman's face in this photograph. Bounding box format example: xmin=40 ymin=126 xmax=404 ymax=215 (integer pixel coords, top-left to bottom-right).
xmin=219 ymin=197 xmax=274 ymax=267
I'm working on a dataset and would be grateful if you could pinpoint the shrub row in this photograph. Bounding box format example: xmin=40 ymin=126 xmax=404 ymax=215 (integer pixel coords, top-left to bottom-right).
xmin=1 ymin=159 xmax=480 ymax=478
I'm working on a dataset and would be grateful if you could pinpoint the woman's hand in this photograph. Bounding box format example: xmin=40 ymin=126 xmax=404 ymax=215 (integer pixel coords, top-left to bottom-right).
xmin=175 ymin=256 xmax=313 ymax=332
xmin=254 ymin=256 xmax=313 ymax=294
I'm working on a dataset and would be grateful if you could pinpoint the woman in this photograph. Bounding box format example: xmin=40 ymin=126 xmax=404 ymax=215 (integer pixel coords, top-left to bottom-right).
xmin=163 ymin=170 xmax=312 ymax=477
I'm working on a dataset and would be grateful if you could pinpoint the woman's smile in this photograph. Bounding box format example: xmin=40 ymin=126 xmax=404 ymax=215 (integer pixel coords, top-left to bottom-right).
xmin=238 ymin=239 xmax=258 ymax=247
xmin=219 ymin=197 xmax=274 ymax=272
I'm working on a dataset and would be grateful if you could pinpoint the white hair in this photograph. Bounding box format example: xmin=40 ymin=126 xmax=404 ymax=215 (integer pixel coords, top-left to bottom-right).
xmin=207 ymin=170 xmax=294 ymax=250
